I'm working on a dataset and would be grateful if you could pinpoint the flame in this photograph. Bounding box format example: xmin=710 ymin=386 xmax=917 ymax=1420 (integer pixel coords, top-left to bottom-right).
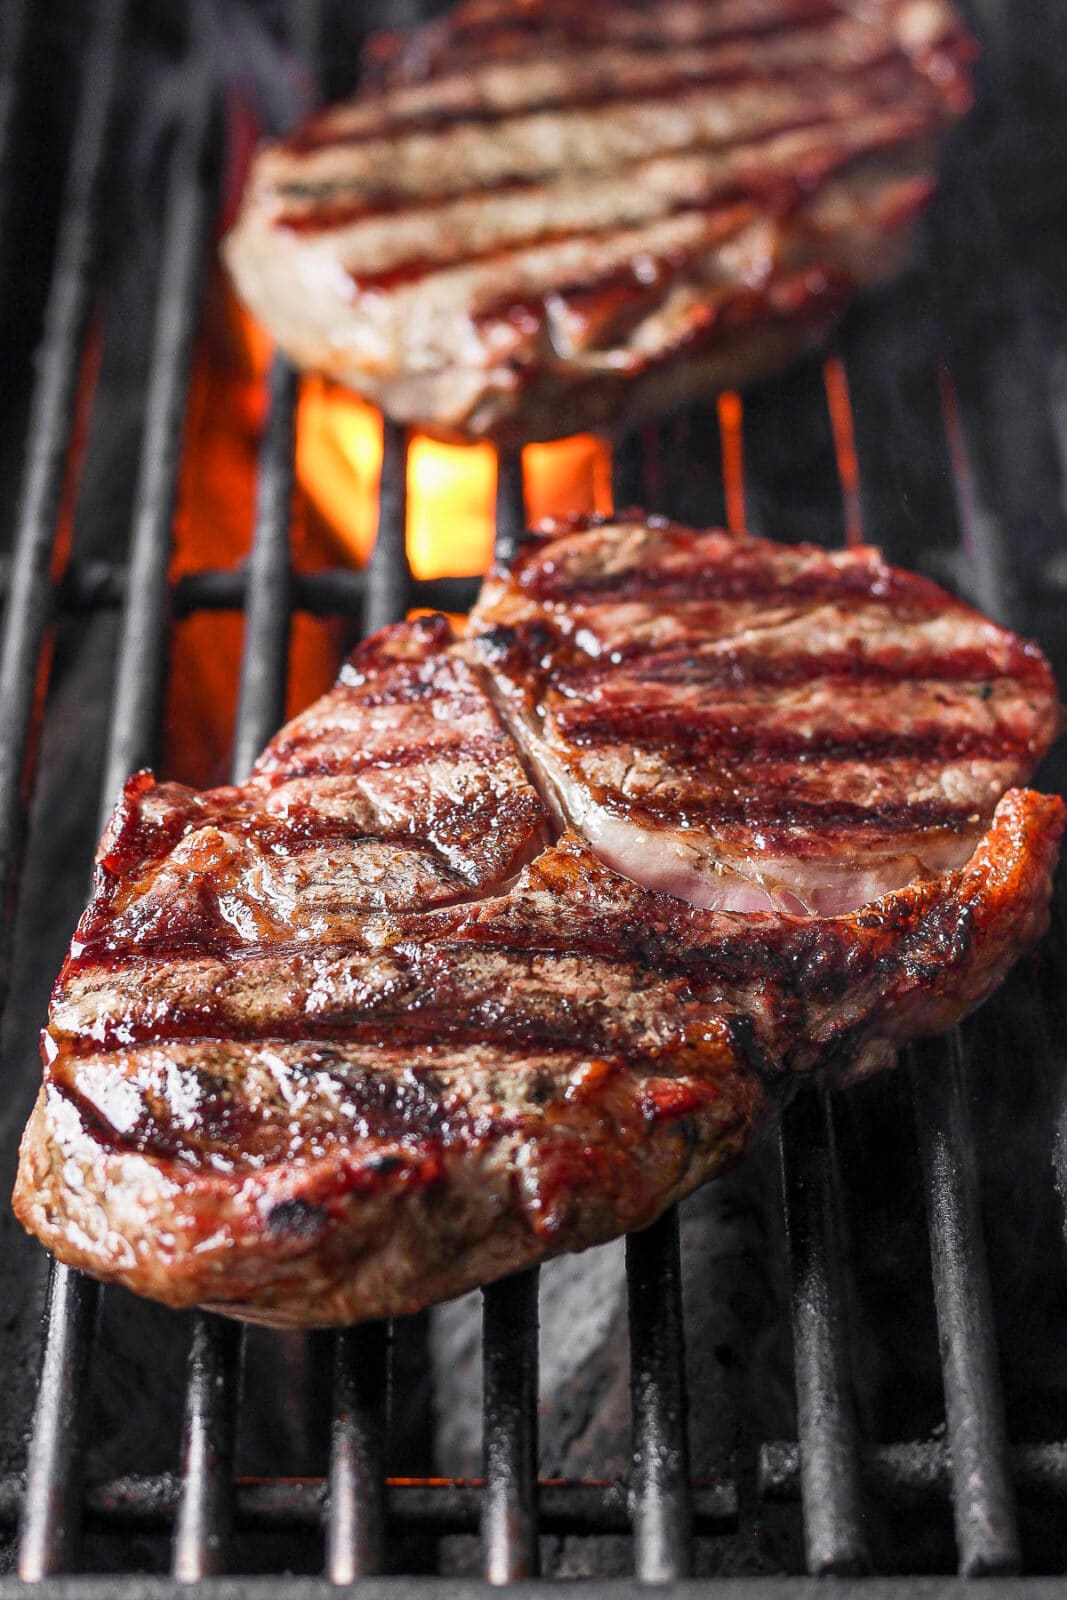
xmin=406 ymin=434 xmax=497 ymax=580
xmin=296 ymin=379 xmax=383 ymax=570
xmin=297 ymin=379 xmax=612 ymax=580
xmin=717 ymin=390 xmax=747 ymax=532
xmin=822 ymin=355 xmax=864 ymax=547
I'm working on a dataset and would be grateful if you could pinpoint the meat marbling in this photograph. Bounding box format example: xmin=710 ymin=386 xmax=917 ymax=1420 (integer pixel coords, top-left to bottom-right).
xmin=223 ymin=0 xmax=975 ymax=444
xmin=13 ymin=518 xmax=1064 ymax=1326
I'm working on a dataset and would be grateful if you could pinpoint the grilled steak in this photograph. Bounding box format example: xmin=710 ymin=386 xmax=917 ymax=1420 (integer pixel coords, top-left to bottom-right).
xmin=223 ymin=0 xmax=975 ymax=444
xmin=14 ymin=519 xmax=1063 ymax=1327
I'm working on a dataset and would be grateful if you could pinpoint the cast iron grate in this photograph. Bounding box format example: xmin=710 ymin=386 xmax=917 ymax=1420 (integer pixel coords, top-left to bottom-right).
xmin=0 ymin=0 xmax=1064 ymax=1592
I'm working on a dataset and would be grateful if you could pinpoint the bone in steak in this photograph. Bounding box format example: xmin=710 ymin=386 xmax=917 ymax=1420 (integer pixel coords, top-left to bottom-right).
xmin=13 ymin=519 xmax=1063 ymax=1326
xmin=223 ymin=0 xmax=975 ymax=444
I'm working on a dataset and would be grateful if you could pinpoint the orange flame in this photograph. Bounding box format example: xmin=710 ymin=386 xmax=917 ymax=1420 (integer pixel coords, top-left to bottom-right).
xmin=406 ymin=434 xmax=497 ymax=581
xmin=298 ymin=383 xmax=612 ymax=581
xmin=717 ymin=390 xmax=746 ymax=532
xmin=296 ymin=378 xmax=383 ymax=570
xmin=822 ymin=355 xmax=864 ymax=547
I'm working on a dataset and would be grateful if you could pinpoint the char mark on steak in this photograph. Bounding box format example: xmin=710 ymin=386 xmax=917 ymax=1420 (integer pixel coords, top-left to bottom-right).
xmin=13 ymin=518 xmax=1063 ymax=1326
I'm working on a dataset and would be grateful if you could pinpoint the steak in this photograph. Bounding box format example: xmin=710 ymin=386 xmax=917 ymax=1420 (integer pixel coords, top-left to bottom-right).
xmin=13 ymin=519 xmax=1063 ymax=1327
xmin=223 ymin=0 xmax=975 ymax=444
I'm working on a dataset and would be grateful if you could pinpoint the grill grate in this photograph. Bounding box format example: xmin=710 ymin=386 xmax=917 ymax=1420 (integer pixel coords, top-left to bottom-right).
xmin=0 ymin=0 xmax=1066 ymax=1592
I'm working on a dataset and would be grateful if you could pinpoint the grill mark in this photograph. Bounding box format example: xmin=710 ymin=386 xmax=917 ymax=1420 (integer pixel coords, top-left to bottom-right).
xmin=53 ymin=994 xmax=678 ymax=1061
xmin=617 ymin=793 xmax=986 ymax=833
xmin=562 ymin=711 xmax=1032 ymax=764
xmin=72 ymin=820 xmax=550 ymax=969
xmin=340 ymin=1 xmax=868 ymax=122
xmin=91 ymin=806 xmax=514 ymax=876
xmin=259 ymin=731 xmax=510 ymax=782
xmin=470 ymin=176 xmax=928 ymax=335
xmin=52 ymin=1032 xmax=714 ymax=1170
xmin=349 ymin=199 xmax=759 ymax=300
xmin=422 ymin=0 xmax=843 ymax=52
xmin=277 ymin=671 xmax=480 ymax=714
xmin=49 ymin=1063 xmax=472 ymax=1168
xmin=284 ymin=36 xmax=908 ymax=158
xmin=555 ymin=650 xmax=1047 ymax=691
xmin=518 ymin=560 xmax=950 ymax=609
xmin=284 ymin=174 xmax=771 ymax=248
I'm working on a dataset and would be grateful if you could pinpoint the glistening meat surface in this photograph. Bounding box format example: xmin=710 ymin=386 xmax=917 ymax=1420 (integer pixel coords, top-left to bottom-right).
xmin=224 ymin=0 xmax=975 ymax=442
xmin=13 ymin=521 xmax=1064 ymax=1326
xmin=471 ymin=518 xmax=1061 ymax=913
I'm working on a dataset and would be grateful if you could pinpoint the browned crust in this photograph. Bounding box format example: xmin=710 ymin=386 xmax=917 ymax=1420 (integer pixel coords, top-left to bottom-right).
xmin=12 ymin=790 xmax=1063 ymax=1326
xmin=14 ymin=1029 xmax=766 ymax=1327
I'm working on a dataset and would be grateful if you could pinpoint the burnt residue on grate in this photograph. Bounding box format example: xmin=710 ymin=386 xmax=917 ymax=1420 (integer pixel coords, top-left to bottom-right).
xmin=0 ymin=0 xmax=1066 ymax=1591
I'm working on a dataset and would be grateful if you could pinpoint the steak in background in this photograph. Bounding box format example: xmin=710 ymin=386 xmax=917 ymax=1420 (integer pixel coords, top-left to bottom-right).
xmin=224 ymin=0 xmax=975 ymax=444
xmin=13 ymin=518 xmax=1063 ymax=1327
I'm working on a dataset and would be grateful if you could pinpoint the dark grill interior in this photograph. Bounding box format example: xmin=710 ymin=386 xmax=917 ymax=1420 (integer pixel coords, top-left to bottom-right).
xmin=1 ymin=0 xmax=1067 ymax=1591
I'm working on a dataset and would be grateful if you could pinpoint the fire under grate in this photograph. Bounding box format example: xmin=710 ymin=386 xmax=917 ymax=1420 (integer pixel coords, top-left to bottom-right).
xmin=0 ymin=0 xmax=1066 ymax=1592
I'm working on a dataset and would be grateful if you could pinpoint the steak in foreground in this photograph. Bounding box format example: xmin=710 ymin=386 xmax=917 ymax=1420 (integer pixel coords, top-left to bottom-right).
xmin=224 ymin=0 xmax=975 ymax=443
xmin=14 ymin=518 xmax=1064 ymax=1327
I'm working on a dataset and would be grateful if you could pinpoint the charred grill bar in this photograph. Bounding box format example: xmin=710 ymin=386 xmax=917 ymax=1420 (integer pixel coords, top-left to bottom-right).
xmin=0 ymin=0 xmax=1065 ymax=1592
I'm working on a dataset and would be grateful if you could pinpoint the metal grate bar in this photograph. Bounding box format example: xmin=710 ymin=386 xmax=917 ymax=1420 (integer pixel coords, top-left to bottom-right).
xmin=0 ymin=0 xmax=124 ymax=1005
xmin=911 ymin=1033 xmax=1020 ymax=1576
xmin=494 ymin=448 xmax=526 ymax=563
xmin=0 ymin=559 xmax=481 ymax=623
xmin=841 ymin=298 xmax=962 ymax=577
xmin=171 ymin=1317 xmax=243 ymax=1582
xmin=936 ymin=363 xmax=1017 ymax=628
xmin=16 ymin=1266 xmax=98 ymax=1580
xmin=172 ymin=357 xmax=298 ymax=1582
xmin=481 ymin=1270 xmax=540 ymax=1582
xmin=17 ymin=56 xmax=213 ymax=1581
xmin=98 ymin=87 xmax=216 ymax=806
xmin=0 ymin=0 xmax=29 ymax=216
xmin=326 ymin=1324 xmax=389 ymax=1581
xmin=231 ymin=358 xmax=298 ymax=781
xmin=762 ymin=1438 xmax=1066 ymax=1508
xmin=779 ymin=1089 xmax=869 ymax=1576
xmin=364 ymin=419 xmax=411 ymax=634
xmin=3 ymin=1473 xmax=738 ymax=1536
xmin=626 ymin=1210 xmax=693 ymax=1582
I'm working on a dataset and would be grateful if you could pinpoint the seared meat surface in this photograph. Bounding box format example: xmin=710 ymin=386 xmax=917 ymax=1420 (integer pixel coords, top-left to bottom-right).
xmin=471 ymin=519 xmax=1060 ymax=913
xmin=14 ymin=520 xmax=1063 ymax=1326
xmin=224 ymin=0 xmax=974 ymax=443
